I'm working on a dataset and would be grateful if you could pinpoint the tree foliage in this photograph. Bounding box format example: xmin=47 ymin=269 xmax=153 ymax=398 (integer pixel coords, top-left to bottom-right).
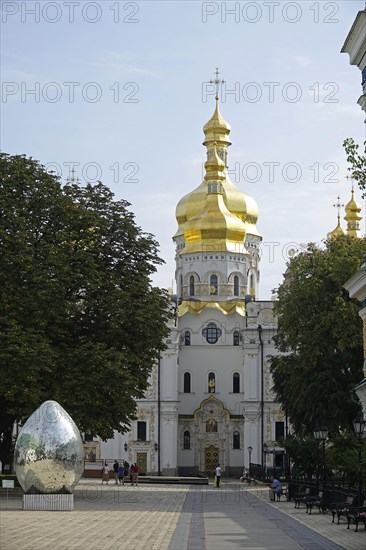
xmin=270 ymin=236 xmax=366 ymax=437
xmin=327 ymin=433 xmax=366 ymax=488
xmin=343 ymin=138 xmax=366 ymax=196
xmin=281 ymin=433 xmax=318 ymax=479
xmin=0 ymin=153 xmax=171 ymax=467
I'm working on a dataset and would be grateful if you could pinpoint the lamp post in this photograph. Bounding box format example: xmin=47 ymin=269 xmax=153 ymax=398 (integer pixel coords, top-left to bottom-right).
xmin=353 ymin=416 xmax=366 ymax=506
xmin=313 ymin=426 xmax=328 ymax=489
xmin=263 ymin=443 xmax=268 ymax=481
xmin=247 ymin=445 xmax=253 ymax=476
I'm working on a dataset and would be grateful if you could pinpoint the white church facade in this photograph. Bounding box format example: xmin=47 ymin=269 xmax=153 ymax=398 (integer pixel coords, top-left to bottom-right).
xmin=93 ymin=94 xmax=287 ymax=478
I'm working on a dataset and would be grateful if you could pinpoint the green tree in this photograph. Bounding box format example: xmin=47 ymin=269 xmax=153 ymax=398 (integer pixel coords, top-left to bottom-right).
xmin=326 ymin=433 xmax=366 ymax=488
xmin=343 ymin=138 xmax=366 ymax=196
xmin=270 ymin=236 xmax=366 ymax=437
xmin=0 ymin=153 xmax=171 ymax=471
xmin=281 ymin=433 xmax=318 ymax=479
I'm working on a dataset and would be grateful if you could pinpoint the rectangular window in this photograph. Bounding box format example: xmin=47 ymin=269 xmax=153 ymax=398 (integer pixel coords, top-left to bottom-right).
xmin=275 ymin=421 xmax=285 ymax=442
xmin=137 ymin=421 xmax=147 ymax=441
xmin=233 ymin=431 xmax=240 ymax=449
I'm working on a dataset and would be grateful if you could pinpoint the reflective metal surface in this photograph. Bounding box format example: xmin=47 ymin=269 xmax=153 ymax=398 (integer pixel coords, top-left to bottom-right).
xmin=15 ymin=400 xmax=84 ymax=494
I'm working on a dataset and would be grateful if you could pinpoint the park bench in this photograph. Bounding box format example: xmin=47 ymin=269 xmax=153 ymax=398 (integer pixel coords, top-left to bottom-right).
xmin=305 ymin=489 xmax=333 ymax=514
xmin=294 ymin=487 xmax=311 ymax=509
xmin=331 ymin=495 xmax=357 ymax=524
xmin=346 ymin=500 xmax=366 ymax=532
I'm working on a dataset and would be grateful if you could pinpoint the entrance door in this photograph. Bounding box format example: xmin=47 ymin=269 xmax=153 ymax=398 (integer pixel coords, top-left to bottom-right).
xmin=205 ymin=445 xmax=219 ymax=477
xmin=136 ymin=452 xmax=147 ymax=474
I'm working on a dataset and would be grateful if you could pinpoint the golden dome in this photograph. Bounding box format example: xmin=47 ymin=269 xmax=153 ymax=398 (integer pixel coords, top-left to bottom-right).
xmin=344 ymin=189 xmax=362 ymax=238
xmin=182 ymin=143 xmax=247 ymax=254
xmin=174 ymin=101 xmax=260 ymax=241
xmin=182 ymin=186 xmax=247 ymax=255
xmin=203 ymin=98 xmax=232 ymax=148
xmin=327 ymin=216 xmax=345 ymax=239
xmin=345 ymin=189 xmax=362 ymax=213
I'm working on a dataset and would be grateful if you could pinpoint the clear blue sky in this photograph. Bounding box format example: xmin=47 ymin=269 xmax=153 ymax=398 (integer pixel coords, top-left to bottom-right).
xmin=2 ymin=0 xmax=365 ymax=298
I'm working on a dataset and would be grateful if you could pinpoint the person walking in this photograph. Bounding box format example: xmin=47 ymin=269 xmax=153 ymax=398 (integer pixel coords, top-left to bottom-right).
xmin=113 ymin=460 xmax=119 ymax=484
xmin=215 ymin=464 xmax=221 ymax=487
xmin=118 ymin=463 xmax=125 ymax=485
xmin=131 ymin=463 xmax=139 ymax=486
xmin=101 ymin=461 xmax=109 ymax=485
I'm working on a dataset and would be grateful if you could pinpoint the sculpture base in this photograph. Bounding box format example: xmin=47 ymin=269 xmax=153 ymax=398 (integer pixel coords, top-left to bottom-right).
xmin=22 ymin=494 xmax=74 ymax=511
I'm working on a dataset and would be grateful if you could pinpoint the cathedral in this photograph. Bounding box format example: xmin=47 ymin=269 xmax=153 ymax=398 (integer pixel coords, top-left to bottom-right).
xmin=92 ymin=91 xmax=286 ymax=478
xmin=89 ymin=89 xmax=362 ymax=478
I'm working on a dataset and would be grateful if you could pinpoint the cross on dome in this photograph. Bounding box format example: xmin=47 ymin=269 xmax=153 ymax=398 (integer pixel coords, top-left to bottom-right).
xmin=210 ymin=67 xmax=225 ymax=100
xmin=333 ymin=195 xmax=344 ymax=219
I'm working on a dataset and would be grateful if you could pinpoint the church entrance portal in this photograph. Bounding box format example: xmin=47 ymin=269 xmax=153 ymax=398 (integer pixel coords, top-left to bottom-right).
xmin=205 ymin=445 xmax=219 ymax=477
xmin=136 ymin=452 xmax=147 ymax=474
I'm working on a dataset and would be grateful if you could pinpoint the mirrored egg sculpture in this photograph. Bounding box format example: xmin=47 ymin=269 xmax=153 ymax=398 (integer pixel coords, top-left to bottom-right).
xmin=15 ymin=400 xmax=84 ymax=494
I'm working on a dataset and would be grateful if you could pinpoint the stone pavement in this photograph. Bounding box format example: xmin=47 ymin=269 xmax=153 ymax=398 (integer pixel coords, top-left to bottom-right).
xmin=0 ymin=479 xmax=365 ymax=550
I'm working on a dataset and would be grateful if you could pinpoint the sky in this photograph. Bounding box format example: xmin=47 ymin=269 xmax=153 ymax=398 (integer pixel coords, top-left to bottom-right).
xmin=1 ymin=0 xmax=365 ymax=299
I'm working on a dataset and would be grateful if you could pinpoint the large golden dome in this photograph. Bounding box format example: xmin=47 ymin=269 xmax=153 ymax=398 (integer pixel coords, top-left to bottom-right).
xmin=174 ymin=100 xmax=260 ymax=241
xmin=182 ymin=145 xmax=247 ymax=254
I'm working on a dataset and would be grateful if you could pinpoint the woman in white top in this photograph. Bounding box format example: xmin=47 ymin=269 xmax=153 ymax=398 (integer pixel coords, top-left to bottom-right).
xmin=101 ymin=461 xmax=109 ymax=484
xmin=215 ymin=464 xmax=221 ymax=487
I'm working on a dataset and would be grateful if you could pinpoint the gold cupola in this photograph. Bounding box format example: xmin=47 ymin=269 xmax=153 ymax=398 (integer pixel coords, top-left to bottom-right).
xmin=344 ymin=188 xmax=362 ymax=238
xmin=174 ymin=95 xmax=261 ymax=242
xmin=182 ymin=144 xmax=247 ymax=255
xmin=328 ymin=196 xmax=346 ymax=239
xmin=203 ymin=97 xmax=232 ymax=152
xmin=327 ymin=215 xmax=345 ymax=239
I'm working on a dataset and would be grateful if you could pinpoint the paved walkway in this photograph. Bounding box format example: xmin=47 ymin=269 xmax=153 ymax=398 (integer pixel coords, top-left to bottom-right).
xmin=1 ymin=480 xmax=365 ymax=549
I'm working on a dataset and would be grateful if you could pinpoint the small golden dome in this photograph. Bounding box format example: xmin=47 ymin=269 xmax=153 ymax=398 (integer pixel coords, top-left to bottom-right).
xmin=203 ymin=99 xmax=232 ymax=148
xmin=345 ymin=189 xmax=362 ymax=214
xmin=344 ymin=189 xmax=362 ymax=238
xmin=327 ymin=216 xmax=345 ymax=239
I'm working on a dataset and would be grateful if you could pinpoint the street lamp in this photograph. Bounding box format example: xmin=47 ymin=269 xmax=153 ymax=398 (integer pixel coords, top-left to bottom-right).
xmin=263 ymin=443 xmax=268 ymax=480
xmin=313 ymin=425 xmax=328 ymax=488
xmin=352 ymin=415 xmax=366 ymax=505
xmin=247 ymin=445 xmax=253 ymax=476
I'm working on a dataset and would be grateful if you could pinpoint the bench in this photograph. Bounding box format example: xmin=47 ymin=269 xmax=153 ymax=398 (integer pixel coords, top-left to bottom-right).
xmin=331 ymin=495 xmax=357 ymax=524
xmin=305 ymin=490 xmax=332 ymax=515
xmin=347 ymin=501 xmax=366 ymax=532
xmin=294 ymin=487 xmax=311 ymax=509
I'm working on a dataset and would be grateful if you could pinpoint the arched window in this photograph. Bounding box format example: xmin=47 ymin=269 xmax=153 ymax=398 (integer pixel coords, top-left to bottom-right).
xmin=208 ymin=372 xmax=215 ymax=393
xmin=233 ymin=431 xmax=240 ymax=449
xmin=183 ymin=372 xmax=191 ymax=393
xmin=184 ymin=331 xmax=191 ymax=346
xmin=249 ymin=274 xmax=254 ymax=294
xmin=189 ymin=275 xmax=195 ymax=296
xmin=233 ymin=372 xmax=240 ymax=393
xmin=210 ymin=274 xmax=218 ymax=295
xmin=233 ymin=331 xmax=240 ymax=346
xmin=180 ymin=274 xmax=183 ymax=295
xmin=234 ymin=275 xmax=239 ymax=296
xmin=203 ymin=323 xmax=221 ymax=344
xmin=183 ymin=431 xmax=190 ymax=449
